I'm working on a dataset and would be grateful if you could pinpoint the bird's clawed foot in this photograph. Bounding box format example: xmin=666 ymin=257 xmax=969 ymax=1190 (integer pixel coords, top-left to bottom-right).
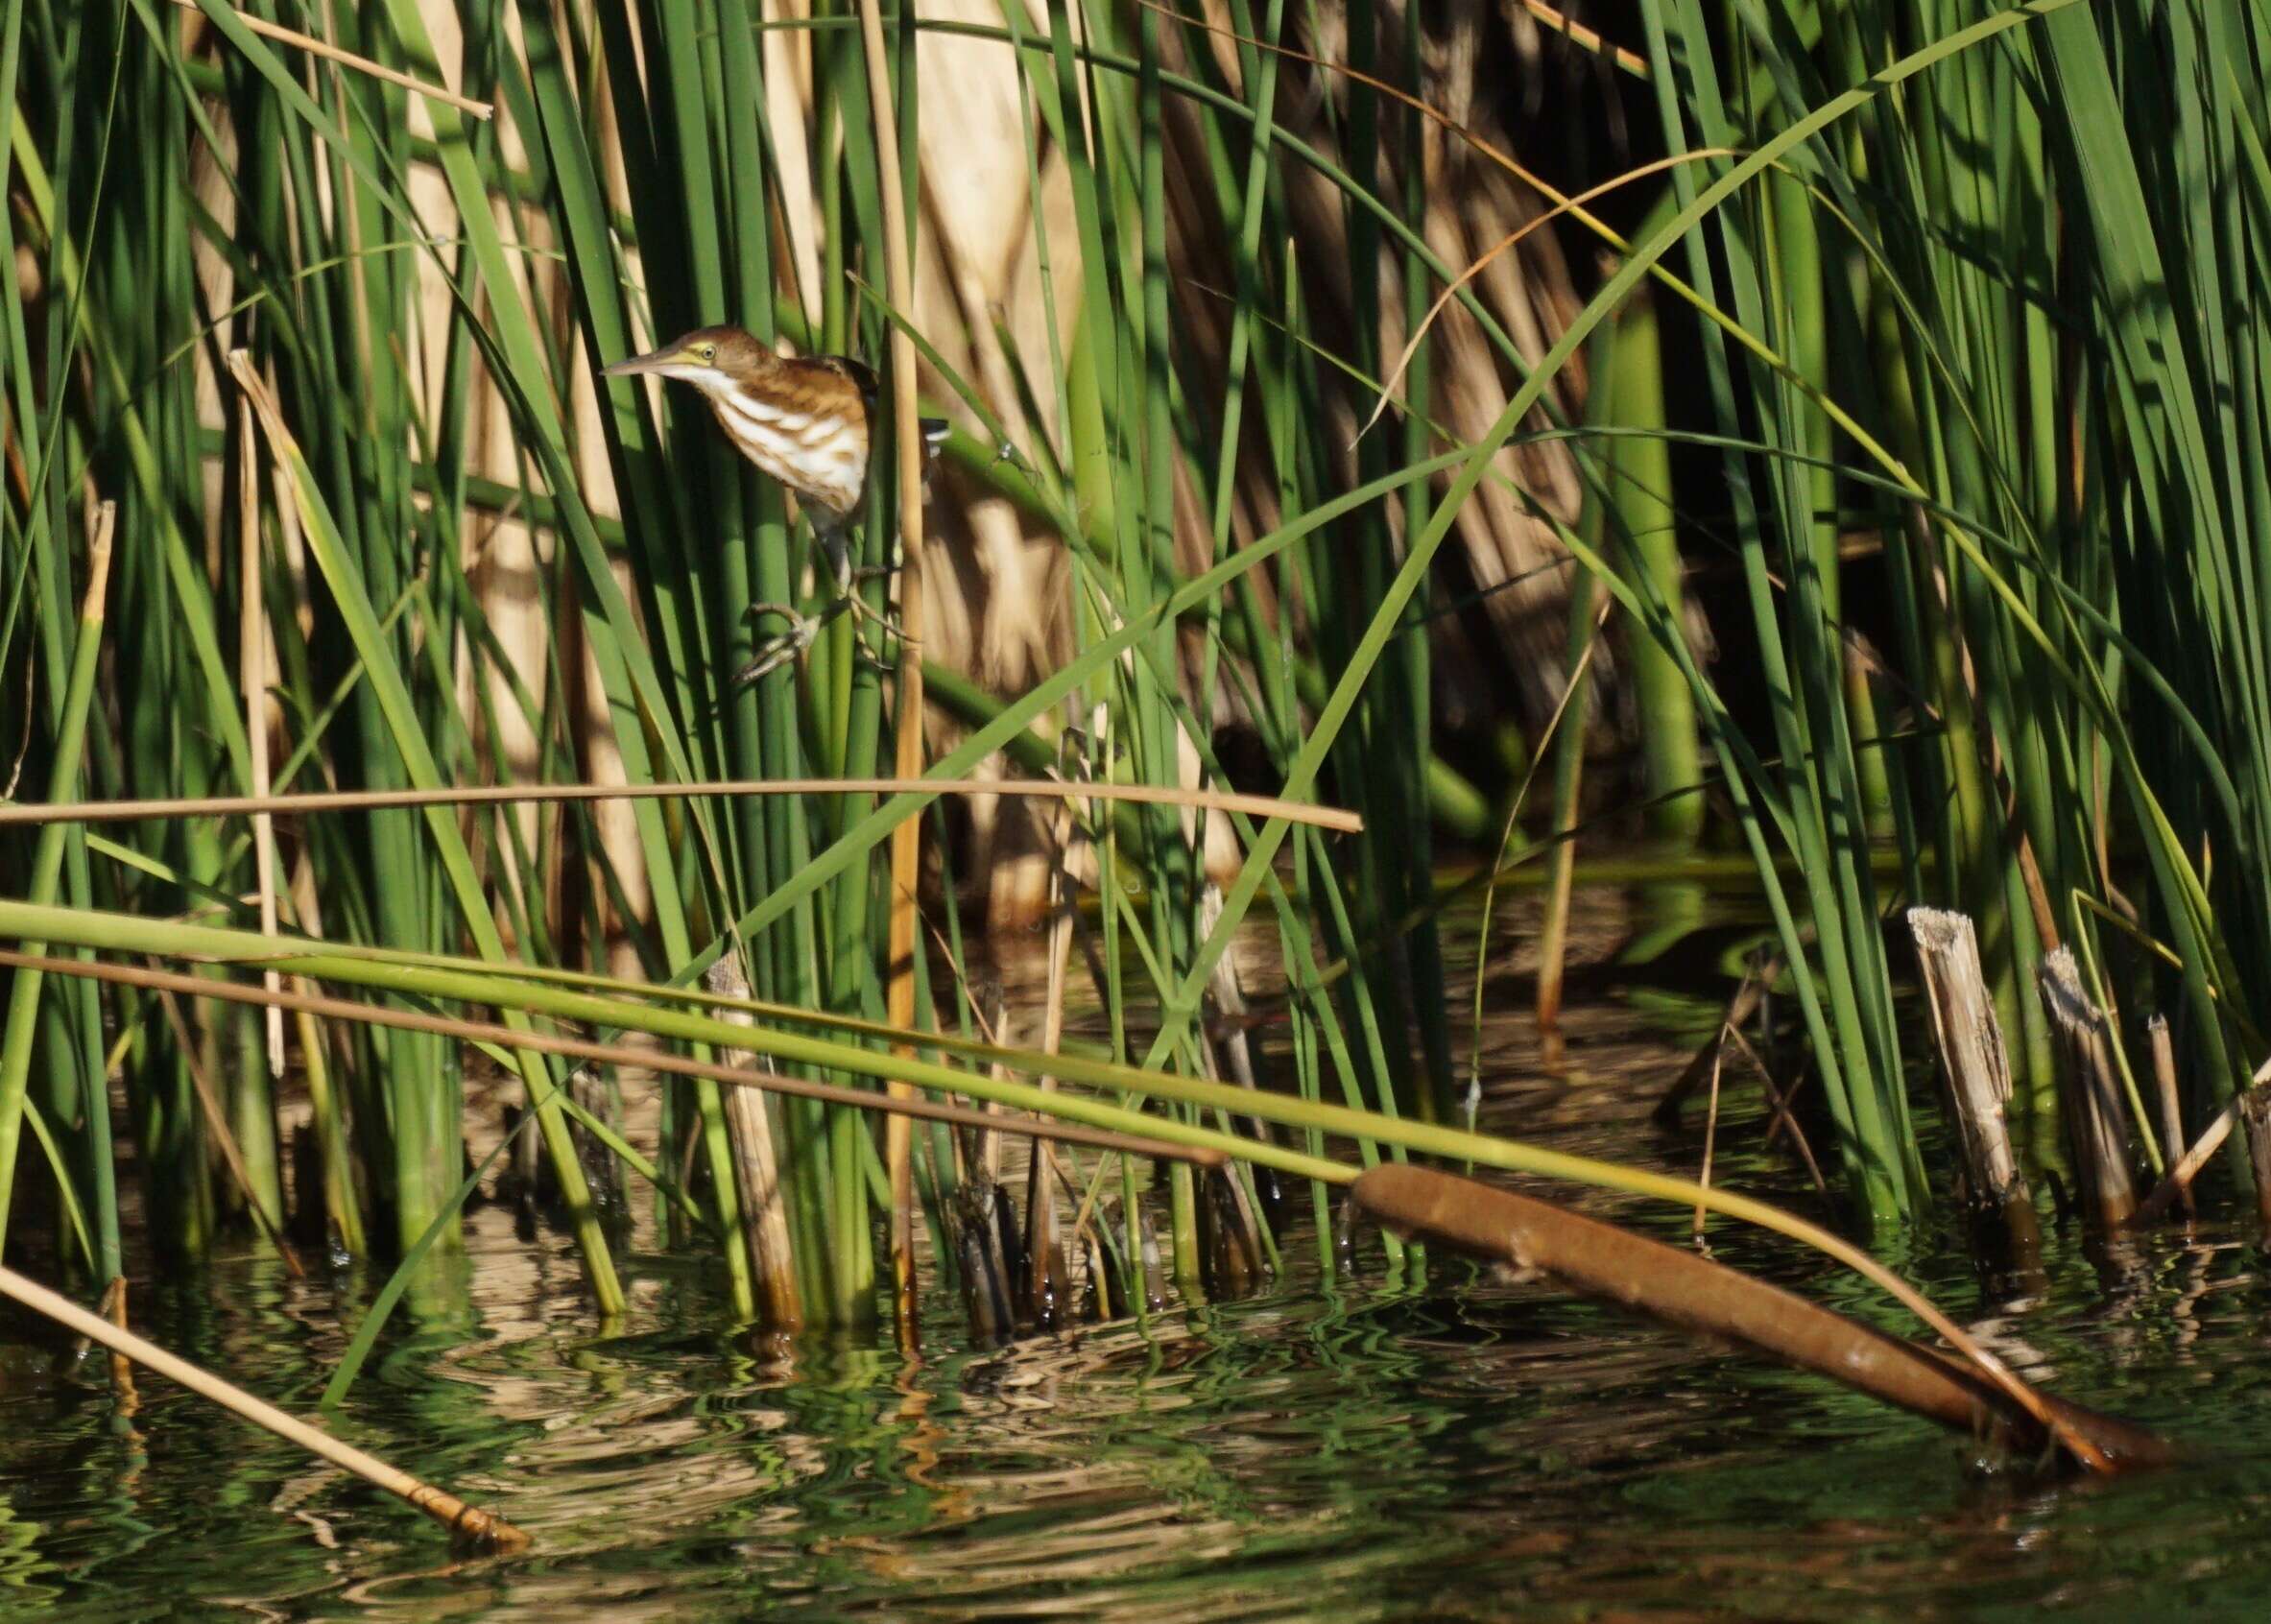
xmin=843 ymin=582 xmax=908 ymax=648
xmin=729 ymin=600 xmax=842 ymax=690
xmin=729 ymin=590 xmax=899 ymax=689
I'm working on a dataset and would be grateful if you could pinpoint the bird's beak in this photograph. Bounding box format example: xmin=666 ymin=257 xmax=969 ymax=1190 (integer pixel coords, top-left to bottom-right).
xmin=604 ymin=345 xmax=695 ymax=380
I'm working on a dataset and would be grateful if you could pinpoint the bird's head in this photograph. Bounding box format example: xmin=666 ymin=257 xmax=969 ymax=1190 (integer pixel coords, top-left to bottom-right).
xmin=603 ymin=325 xmax=775 ymax=393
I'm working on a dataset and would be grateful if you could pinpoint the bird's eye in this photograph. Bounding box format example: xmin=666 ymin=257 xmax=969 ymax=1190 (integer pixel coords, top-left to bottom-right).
xmin=697 ymin=344 xmax=716 ymax=362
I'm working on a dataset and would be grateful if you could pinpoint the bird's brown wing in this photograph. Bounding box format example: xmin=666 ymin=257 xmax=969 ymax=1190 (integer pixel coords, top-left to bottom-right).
xmin=813 ymin=355 xmax=880 ymax=402
xmin=807 ymin=357 xmax=946 ymax=460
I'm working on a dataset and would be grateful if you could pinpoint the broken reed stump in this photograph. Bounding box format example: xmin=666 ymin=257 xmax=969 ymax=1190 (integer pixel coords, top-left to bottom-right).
xmin=1352 ymin=1164 xmax=2175 ymax=1472
xmin=1907 ymin=909 xmax=2041 ymax=1265
xmin=2239 ymin=1083 xmax=2271 ymax=1247
xmin=704 ymin=956 xmax=805 ymax=1333
xmin=2146 ymin=1016 xmax=2195 ymax=1219
xmin=2038 ymin=948 xmax=2140 ymax=1231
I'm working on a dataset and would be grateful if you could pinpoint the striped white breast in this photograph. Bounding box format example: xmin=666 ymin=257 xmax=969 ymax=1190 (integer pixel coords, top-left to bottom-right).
xmin=707 ymin=387 xmax=870 ymax=520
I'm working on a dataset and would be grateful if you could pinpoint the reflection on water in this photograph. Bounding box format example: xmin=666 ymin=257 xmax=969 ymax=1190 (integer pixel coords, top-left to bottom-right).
xmin=6 ymin=894 xmax=2271 ymax=1620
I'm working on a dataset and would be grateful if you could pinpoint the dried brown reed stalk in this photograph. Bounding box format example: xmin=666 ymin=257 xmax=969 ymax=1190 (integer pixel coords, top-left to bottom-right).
xmin=2138 ymin=1094 xmax=2242 ymax=1224
xmin=0 ymin=1263 xmax=531 ymax=1550
xmin=860 ymin=0 xmax=934 ymax=1349
xmin=168 ymin=0 xmax=492 ymax=118
xmin=1516 ymin=1 xmax=1650 ymax=77
xmin=1356 ymin=1164 xmax=2174 ymax=1474
xmin=0 ymin=777 xmax=1362 ymax=833
xmin=0 ymin=951 xmax=1225 ymax=1171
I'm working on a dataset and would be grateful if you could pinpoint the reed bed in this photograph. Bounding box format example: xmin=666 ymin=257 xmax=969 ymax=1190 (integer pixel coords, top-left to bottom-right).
xmin=2 ymin=0 xmax=2267 ymax=1359
xmin=1594 ymin=0 xmax=2271 ymax=1227
xmin=2 ymin=0 xmax=1584 ymax=1334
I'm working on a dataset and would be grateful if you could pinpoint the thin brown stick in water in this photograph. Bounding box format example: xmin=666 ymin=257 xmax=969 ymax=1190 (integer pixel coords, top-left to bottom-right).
xmin=0 ymin=952 xmax=1226 ymax=1170
xmin=0 ymin=1264 xmax=529 ymax=1549
xmin=1656 ymin=968 xmax=1766 ymax=1125
xmin=166 ymin=0 xmax=493 ymax=119
xmin=1491 ymin=599 xmax=1607 ymax=1045
xmin=96 ymin=1276 xmax=137 ymax=1410
xmin=0 ymin=777 xmax=1362 ymax=834
xmin=1694 ymin=1027 xmax=1725 ymax=1239
xmin=1725 ymin=1027 xmax=1828 ymax=1194
xmin=2136 ymin=1092 xmax=2247 ymax=1226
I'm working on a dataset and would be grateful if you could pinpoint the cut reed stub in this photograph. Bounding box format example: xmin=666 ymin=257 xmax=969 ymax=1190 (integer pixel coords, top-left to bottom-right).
xmin=2038 ymin=949 xmax=2140 ymax=1231
xmin=1351 ymin=1164 xmax=2175 ymax=1474
xmin=952 ymin=1178 xmax=1019 ymax=1346
xmin=2144 ymin=1017 xmax=2195 ymax=1219
xmin=1198 ymin=1166 xmax=1267 ymax=1300
xmin=1908 ymin=909 xmax=2042 ymax=1266
xmin=703 ymin=959 xmax=805 ymax=1334
xmin=2237 ymin=1085 xmax=2271 ymax=1249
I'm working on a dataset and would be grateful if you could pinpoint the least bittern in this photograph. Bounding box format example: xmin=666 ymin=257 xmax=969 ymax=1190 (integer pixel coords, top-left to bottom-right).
xmin=604 ymin=324 xmax=944 ymax=685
